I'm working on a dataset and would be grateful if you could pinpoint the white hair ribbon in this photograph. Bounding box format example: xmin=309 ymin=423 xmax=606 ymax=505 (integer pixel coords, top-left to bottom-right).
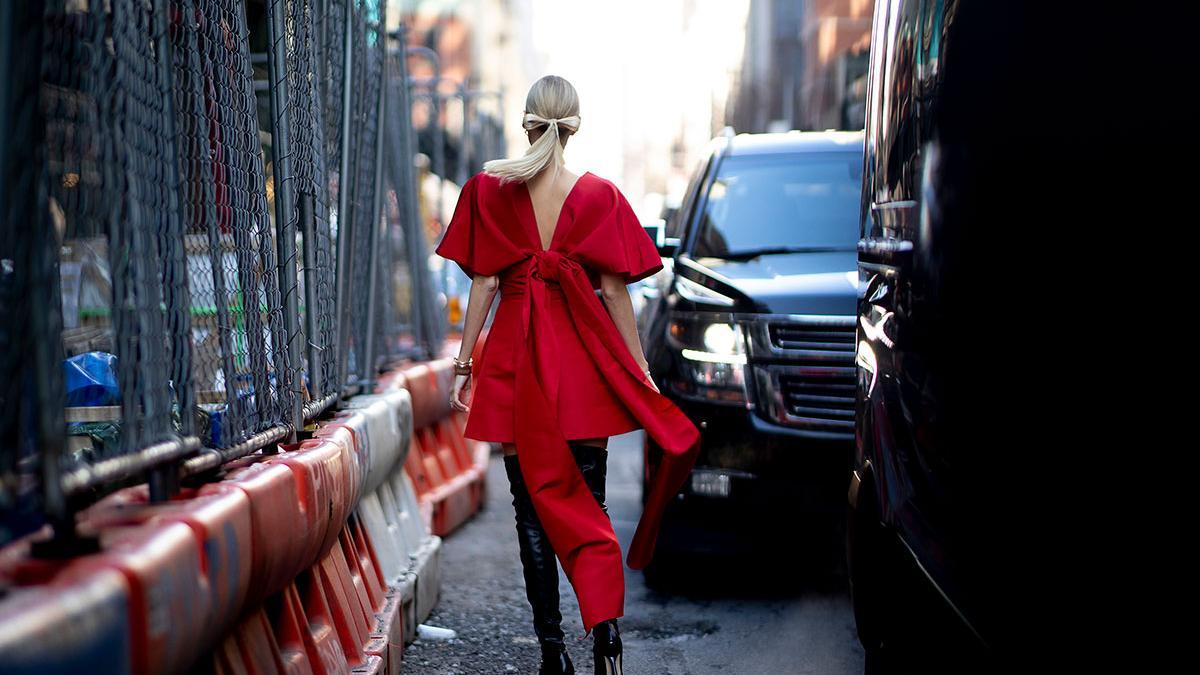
xmin=522 ymin=112 xmax=581 ymax=133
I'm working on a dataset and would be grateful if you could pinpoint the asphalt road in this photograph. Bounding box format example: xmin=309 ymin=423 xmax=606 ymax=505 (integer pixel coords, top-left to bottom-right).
xmin=404 ymin=430 xmax=865 ymax=674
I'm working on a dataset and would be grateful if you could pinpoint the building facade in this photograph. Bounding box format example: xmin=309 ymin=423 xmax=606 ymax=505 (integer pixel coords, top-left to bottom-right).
xmin=729 ymin=0 xmax=874 ymax=133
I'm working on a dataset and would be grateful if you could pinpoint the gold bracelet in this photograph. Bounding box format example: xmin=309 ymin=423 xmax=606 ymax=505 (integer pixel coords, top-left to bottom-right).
xmin=453 ymin=356 xmax=473 ymax=375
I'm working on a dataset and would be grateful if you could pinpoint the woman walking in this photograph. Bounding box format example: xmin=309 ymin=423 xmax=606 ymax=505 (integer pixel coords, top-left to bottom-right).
xmin=435 ymin=75 xmax=700 ymax=675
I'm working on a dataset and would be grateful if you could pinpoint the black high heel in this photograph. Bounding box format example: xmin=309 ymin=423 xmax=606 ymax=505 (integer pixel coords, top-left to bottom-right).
xmin=505 ymin=455 xmax=576 ymax=675
xmin=592 ymin=619 xmax=623 ymax=675
xmin=539 ymin=639 xmax=574 ymax=675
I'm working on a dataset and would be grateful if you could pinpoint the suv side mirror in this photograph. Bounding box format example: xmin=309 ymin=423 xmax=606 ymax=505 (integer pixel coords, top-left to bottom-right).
xmin=643 ymin=218 xmax=680 ymax=257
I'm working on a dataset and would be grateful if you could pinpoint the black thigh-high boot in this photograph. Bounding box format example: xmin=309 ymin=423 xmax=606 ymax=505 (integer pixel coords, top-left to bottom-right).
xmin=504 ymin=455 xmax=574 ymax=674
xmin=568 ymin=442 xmax=609 ymax=515
xmin=567 ymin=442 xmax=624 ymax=675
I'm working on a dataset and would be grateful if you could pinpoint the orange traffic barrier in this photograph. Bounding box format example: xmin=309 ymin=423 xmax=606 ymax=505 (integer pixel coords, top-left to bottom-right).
xmin=203 ymin=460 xmax=313 ymax=607
xmin=1 ymin=348 xmax=472 ymax=674
xmin=81 ymin=484 xmax=253 ymax=653
xmin=1 ymin=521 xmax=209 ymax=675
xmin=405 ymin=429 xmax=474 ymax=536
xmin=271 ymin=439 xmax=357 ymax=564
xmin=209 ymin=608 xmax=283 ymax=675
xmin=394 ymin=349 xmax=493 ymax=533
xmin=0 ymin=563 xmax=132 ymax=674
xmin=318 ymin=412 xmax=372 ymax=494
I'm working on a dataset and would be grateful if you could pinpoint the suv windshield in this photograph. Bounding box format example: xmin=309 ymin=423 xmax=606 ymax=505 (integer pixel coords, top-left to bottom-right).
xmin=692 ymin=152 xmax=862 ymax=258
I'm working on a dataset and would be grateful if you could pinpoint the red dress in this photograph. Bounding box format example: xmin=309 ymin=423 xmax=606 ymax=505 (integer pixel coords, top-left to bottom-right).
xmin=435 ymin=170 xmax=701 ymax=633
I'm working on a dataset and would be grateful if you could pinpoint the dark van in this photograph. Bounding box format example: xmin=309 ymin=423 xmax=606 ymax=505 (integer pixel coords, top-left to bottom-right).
xmin=847 ymin=0 xmax=1057 ymax=670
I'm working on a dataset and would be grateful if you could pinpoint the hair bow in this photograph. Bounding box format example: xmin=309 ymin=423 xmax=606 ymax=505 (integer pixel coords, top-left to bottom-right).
xmin=522 ymin=112 xmax=581 ymax=134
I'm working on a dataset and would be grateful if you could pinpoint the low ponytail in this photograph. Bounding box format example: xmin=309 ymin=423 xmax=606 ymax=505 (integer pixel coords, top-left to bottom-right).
xmin=484 ymin=75 xmax=581 ymax=185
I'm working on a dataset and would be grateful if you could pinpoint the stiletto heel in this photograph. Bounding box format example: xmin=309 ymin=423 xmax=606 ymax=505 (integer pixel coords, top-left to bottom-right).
xmin=592 ymin=619 xmax=623 ymax=675
xmin=596 ymin=653 xmax=622 ymax=675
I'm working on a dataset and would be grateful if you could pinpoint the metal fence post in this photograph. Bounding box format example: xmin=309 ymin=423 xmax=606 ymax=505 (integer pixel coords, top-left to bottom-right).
xmin=300 ymin=193 xmax=321 ymax=400
xmin=392 ymin=89 xmax=442 ymax=358
xmin=457 ymin=83 xmax=471 ymax=186
xmin=1 ymin=0 xmax=76 ymax=549
xmin=147 ymin=0 xmax=189 ymax=501
xmin=362 ymin=21 xmax=387 ymax=388
xmin=266 ymin=0 xmax=305 ymax=440
xmin=31 ymin=191 xmax=75 ymax=552
xmin=334 ymin=0 xmax=356 ymax=395
xmin=406 ymin=47 xmax=443 ymax=225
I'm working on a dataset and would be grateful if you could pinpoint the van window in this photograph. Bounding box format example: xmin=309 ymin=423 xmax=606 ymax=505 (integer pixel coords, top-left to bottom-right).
xmin=692 ymin=152 xmax=862 ymax=258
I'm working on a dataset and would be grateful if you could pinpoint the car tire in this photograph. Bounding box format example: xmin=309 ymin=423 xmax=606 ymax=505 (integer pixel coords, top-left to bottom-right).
xmin=847 ymin=480 xmax=896 ymax=663
xmin=641 ymin=548 xmax=676 ymax=592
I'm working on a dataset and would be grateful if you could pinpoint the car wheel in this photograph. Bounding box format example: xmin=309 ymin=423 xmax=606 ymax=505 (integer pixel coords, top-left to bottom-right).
xmin=641 ymin=548 xmax=676 ymax=592
xmin=847 ymin=483 xmax=895 ymax=660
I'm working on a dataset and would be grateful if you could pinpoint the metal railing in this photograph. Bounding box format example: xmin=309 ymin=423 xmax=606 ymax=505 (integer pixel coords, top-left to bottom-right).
xmin=0 ymin=0 xmax=493 ymax=548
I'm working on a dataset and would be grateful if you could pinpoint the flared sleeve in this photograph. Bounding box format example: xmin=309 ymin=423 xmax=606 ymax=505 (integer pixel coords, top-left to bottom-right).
xmin=571 ymin=180 xmax=664 ymax=285
xmin=435 ymin=175 xmax=482 ymax=278
xmin=435 ymin=174 xmax=525 ymax=279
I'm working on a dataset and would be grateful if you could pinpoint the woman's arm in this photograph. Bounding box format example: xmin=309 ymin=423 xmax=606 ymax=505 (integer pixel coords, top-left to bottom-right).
xmin=451 ymin=273 xmax=500 ymax=411
xmin=599 ymin=273 xmax=660 ymax=393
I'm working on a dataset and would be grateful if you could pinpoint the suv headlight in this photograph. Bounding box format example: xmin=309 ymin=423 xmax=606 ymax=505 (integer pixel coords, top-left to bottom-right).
xmin=666 ymin=312 xmax=747 ymax=403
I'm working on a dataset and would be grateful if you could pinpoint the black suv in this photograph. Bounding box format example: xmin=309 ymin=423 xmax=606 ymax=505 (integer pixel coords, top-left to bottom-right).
xmin=638 ymin=130 xmax=864 ymax=569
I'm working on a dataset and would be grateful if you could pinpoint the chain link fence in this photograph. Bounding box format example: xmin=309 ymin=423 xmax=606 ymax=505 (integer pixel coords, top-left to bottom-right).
xmin=173 ymin=0 xmax=288 ymax=456
xmin=0 ymin=0 xmax=449 ymax=547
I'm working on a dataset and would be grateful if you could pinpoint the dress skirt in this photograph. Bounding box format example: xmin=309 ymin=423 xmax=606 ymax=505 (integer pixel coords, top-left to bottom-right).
xmin=463 ymin=281 xmax=642 ymax=443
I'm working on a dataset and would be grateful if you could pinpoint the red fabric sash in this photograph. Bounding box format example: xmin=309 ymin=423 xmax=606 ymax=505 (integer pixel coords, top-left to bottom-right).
xmin=513 ymin=250 xmax=701 ymax=633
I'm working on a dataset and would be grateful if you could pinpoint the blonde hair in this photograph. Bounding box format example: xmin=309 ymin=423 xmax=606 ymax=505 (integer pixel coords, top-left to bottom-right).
xmin=483 ymin=75 xmax=581 ymax=184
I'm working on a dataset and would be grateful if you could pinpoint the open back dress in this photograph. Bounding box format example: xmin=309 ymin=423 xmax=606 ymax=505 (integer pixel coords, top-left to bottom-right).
xmin=435 ymin=170 xmax=700 ymax=633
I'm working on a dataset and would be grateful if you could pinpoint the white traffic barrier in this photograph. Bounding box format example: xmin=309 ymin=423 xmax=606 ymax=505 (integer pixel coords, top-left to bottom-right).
xmin=339 ymin=383 xmax=443 ymax=646
xmin=343 ymin=392 xmax=407 ymax=496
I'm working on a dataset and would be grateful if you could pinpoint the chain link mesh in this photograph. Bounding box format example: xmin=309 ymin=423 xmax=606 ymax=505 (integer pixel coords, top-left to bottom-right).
xmin=378 ymin=41 xmax=425 ymax=363
xmin=40 ymin=0 xmax=188 ymax=469
xmin=342 ymin=0 xmax=382 ymax=384
xmin=282 ymin=0 xmax=338 ymax=402
xmin=172 ymin=0 xmax=290 ymax=450
xmin=1 ymin=0 xmax=435 ymax=538
xmin=1 ymin=0 xmax=56 ymax=541
xmin=396 ymin=39 xmax=442 ymax=359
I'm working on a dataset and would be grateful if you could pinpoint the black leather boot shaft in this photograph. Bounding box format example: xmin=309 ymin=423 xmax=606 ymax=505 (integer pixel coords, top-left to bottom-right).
xmin=568 ymin=442 xmax=609 ymax=514
xmin=567 ymin=444 xmax=623 ymax=673
xmin=504 ymin=455 xmax=566 ymax=645
xmin=505 ymin=455 xmax=575 ymax=674
xmin=507 ymin=446 xmax=612 ymax=674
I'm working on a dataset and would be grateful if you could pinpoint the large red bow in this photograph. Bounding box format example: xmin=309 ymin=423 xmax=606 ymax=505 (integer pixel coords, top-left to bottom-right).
xmin=513 ymin=250 xmax=701 ymax=633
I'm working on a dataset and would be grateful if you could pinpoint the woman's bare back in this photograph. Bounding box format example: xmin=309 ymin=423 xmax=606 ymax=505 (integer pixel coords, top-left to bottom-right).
xmin=503 ymin=168 xmax=607 ymax=457
xmin=526 ymin=168 xmax=582 ymax=250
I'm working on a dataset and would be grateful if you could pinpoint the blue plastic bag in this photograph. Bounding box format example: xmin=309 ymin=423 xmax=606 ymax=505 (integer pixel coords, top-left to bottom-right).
xmin=64 ymin=351 xmax=120 ymax=406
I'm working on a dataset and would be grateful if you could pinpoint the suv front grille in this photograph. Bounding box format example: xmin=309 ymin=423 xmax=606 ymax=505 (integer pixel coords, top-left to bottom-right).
xmin=750 ymin=316 xmax=856 ymax=438
xmin=768 ymin=324 xmax=856 ymax=352
xmin=778 ymin=368 xmax=855 ymax=427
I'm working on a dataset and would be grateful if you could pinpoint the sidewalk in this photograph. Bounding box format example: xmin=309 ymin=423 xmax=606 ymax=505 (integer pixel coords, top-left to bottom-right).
xmin=405 ymin=431 xmax=865 ymax=674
